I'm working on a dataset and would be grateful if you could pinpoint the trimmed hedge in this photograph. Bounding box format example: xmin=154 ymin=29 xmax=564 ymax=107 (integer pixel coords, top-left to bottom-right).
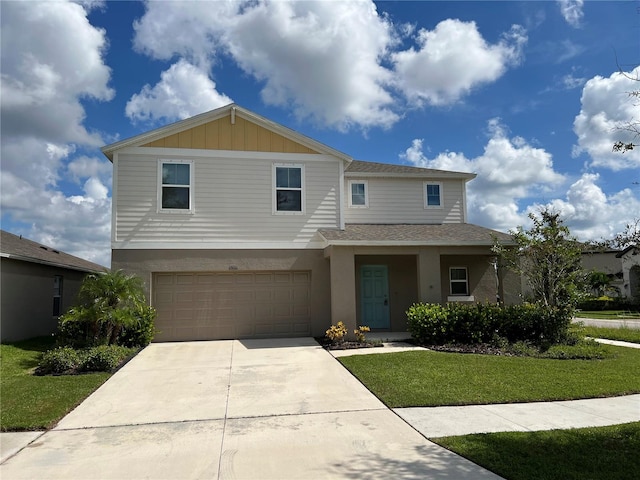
xmin=407 ymin=302 xmax=573 ymax=347
xmin=577 ymin=297 xmax=636 ymax=311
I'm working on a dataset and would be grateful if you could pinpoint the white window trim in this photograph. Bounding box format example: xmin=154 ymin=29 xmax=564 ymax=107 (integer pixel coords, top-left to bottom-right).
xmin=273 ymin=163 xmax=305 ymax=215
xmin=449 ymin=266 xmax=469 ymax=296
xmin=348 ymin=180 xmax=369 ymax=208
xmin=424 ymin=181 xmax=443 ymax=209
xmin=157 ymin=159 xmax=194 ymax=214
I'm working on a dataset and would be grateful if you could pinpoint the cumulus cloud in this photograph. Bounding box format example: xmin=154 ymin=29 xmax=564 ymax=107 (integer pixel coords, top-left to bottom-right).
xmin=391 ymin=21 xmax=527 ymax=106
xmin=125 ymin=60 xmax=232 ymax=123
xmin=573 ymin=67 xmax=640 ymax=170
xmin=131 ymin=1 xmax=525 ymax=129
xmin=533 ymin=173 xmax=640 ymax=241
xmin=0 ymin=1 xmax=113 ymax=266
xmin=401 ymin=119 xmax=565 ymax=231
xmin=558 ymin=0 xmax=584 ymax=28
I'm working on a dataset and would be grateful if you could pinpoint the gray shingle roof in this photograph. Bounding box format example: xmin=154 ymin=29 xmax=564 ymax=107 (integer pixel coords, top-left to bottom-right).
xmin=345 ymin=160 xmax=476 ymax=179
xmin=0 ymin=230 xmax=106 ymax=272
xmin=318 ymin=223 xmax=513 ymax=246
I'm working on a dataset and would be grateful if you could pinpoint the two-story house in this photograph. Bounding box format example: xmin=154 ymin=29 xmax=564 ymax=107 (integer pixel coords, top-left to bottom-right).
xmin=102 ymin=104 xmax=519 ymax=342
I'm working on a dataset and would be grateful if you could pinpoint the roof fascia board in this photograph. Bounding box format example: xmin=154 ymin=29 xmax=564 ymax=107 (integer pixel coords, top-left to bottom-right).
xmin=344 ymin=171 xmax=477 ymax=180
xmin=1 ymin=253 xmax=105 ymax=273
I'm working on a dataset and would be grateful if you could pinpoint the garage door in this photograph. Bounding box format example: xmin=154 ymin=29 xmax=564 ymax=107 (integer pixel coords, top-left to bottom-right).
xmin=152 ymin=271 xmax=312 ymax=341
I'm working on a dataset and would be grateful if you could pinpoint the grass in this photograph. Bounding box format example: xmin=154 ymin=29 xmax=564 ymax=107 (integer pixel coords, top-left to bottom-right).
xmin=575 ymin=310 xmax=640 ymax=319
xmin=433 ymin=422 xmax=640 ymax=480
xmin=1 ymin=337 xmax=111 ymax=431
xmin=581 ymin=325 xmax=640 ymax=344
xmin=339 ymin=345 xmax=640 ymax=407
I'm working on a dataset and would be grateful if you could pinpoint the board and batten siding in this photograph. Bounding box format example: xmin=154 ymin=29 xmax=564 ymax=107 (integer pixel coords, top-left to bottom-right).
xmin=142 ymin=115 xmax=318 ymax=154
xmin=344 ymin=177 xmax=465 ymax=224
xmin=114 ymin=151 xmax=340 ymax=246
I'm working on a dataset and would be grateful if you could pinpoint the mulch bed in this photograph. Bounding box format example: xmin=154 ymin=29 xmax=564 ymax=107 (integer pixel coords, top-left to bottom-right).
xmin=316 ymin=338 xmax=384 ymax=351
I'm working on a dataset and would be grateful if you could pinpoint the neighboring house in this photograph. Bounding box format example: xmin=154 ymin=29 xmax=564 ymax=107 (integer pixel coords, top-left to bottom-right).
xmin=617 ymin=245 xmax=640 ymax=303
xmin=581 ymin=249 xmax=625 ymax=297
xmin=101 ymin=104 xmax=519 ymax=342
xmin=0 ymin=230 xmax=105 ymax=342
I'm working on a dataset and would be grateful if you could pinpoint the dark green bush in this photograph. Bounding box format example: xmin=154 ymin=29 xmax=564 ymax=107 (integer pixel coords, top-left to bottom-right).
xmin=116 ymin=305 xmax=156 ymax=348
xmin=406 ymin=302 xmax=573 ymax=346
xmin=577 ymin=297 xmax=635 ymax=311
xmin=81 ymin=345 xmax=135 ymax=372
xmin=36 ymin=347 xmax=82 ymax=375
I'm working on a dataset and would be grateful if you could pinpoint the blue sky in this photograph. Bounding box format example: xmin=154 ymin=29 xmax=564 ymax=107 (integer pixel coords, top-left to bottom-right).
xmin=1 ymin=0 xmax=639 ymax=267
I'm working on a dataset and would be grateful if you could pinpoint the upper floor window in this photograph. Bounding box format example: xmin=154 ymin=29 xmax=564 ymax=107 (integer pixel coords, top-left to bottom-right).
xmin=274 ymin=164 xmax=304 ymax=213
xmin=449 ymin=267 xmax=469 ymax=296
xmin=348 ymin=180 xmax=368 ymax=208
xmin=424 ymin=182 xmax=443 ymax=208
xmin=159 ymin=160 xmax=193 ymax=212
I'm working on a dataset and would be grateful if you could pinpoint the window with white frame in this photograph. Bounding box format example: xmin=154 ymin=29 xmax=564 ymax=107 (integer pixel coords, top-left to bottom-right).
xmin=274 ymin=164 xmax=304 ymax=213
xmin=449 ymin=267 xmax=469 ymax=295
xmin=424 ymin=182 xmax=443 ymax=208
xmin=159 ymin=160 xmax=193 ymax=212
xmin=348 ymin=180 xmax=368 ymax=207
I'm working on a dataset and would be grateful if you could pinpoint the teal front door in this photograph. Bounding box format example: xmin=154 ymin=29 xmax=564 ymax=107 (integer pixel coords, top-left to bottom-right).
xmin=360 ymin=265 xmax=390 ymax=329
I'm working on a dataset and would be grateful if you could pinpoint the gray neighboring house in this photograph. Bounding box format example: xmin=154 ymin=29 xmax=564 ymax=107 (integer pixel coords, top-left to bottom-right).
xmin=581 ymin=249 xmax=625 ymax=297
xmin=617 ymin=245 xmax=640 ymax=302
xmin=0 ymin=230 xmax=106 ymax=342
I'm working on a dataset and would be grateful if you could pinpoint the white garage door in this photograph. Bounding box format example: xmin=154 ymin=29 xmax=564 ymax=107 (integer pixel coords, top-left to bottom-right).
xmin=152 ymin=271 xmax=312 ymax=341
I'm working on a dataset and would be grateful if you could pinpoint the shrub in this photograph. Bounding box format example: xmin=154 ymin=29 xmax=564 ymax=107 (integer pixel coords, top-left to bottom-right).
xmin=116 ymin=305 xmax=156 ymax=348
xmin=81 ymin=345 xmax=136 ymax=372
xmin=577 ymin=297 xmax=634 ymax=311
xmin=325 ymin=321 xmax=348 ymax=344
xmin=36 ymin=347 xmax=82 ymax=375
xmin=354 ymin=325 xmax=370 ymax=343
xmin=407 ymin=302 xmax=573 ymax=347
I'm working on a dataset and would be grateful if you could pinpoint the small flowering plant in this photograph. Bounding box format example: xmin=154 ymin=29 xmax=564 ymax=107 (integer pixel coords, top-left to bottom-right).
xmin=325 ymin=321 xmax=348 ymax=344
xmin=354 ymin=325 xmax=370 ymax=343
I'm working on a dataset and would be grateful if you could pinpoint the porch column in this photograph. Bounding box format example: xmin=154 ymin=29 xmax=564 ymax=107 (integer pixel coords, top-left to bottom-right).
xmin=418 ymin=249 xmax=442 ymax=304
xmin=329 ymin=246 xmax=357 ymax=337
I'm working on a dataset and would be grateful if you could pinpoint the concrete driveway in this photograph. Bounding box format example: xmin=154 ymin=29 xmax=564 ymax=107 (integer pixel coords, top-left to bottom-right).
xmin=0 ymin=338 xmax=500 ymax=479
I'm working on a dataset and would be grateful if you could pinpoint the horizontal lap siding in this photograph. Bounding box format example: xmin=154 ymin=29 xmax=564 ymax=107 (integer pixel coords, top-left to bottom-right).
xmin=115 ymin=153 xmax=339 ymax=243
xmin=344 ymin=177 xmax=464 ymax=224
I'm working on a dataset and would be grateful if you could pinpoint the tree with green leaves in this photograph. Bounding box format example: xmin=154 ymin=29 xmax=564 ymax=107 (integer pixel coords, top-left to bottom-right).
xmin=58 ymin=270 xmax=155 ymax=347
xmin=493 ymin=209 xmax=584 ymax=308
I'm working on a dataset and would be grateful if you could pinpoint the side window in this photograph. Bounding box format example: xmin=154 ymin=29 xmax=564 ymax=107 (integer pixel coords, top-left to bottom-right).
xmin=424 ymin=182 xmax=443 ymax=208
xmin=159 ymin=160 xmax=193 ymax=212
xmin=449 ymin=267 xmax=469 ymax=296
xmin=53 ymin=275 xmax=63 ymax=316
xmin=274 ymin=165 xmax=304 ymax=213
xmin=348 ymin=180 xmax=368 ymax=208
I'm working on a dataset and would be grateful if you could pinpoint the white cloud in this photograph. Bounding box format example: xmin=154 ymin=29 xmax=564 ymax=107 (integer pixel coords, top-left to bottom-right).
xmin=573 ymin=68 xmax=640 ymax=170
xmin=0 ymin=1 xmax=113 ymax=266
xmin=67 ymin=155 xmax=112 ymax=186
xmin=557 ymin=0 xmax=584 ymax=28
xmin=391 ymin=20 xmax=527 ymax=106
xmin=533 ymin=173 xmax=640 ymax=241
xmin=401 ymin=119 xmax=565 ymax=232
xmin=132 ymin=1 xmax=526 ymax=130
xmin=126 ymin=60 xmax=232 ymax=123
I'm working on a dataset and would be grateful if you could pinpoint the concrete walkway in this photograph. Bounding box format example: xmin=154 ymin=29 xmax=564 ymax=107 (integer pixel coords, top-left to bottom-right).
xmin=0 ymin=338 xmax=500 ymax=480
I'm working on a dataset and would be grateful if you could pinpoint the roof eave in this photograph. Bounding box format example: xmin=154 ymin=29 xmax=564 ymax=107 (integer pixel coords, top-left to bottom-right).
xmin=0 ymin=253 xmax=106 ymax=273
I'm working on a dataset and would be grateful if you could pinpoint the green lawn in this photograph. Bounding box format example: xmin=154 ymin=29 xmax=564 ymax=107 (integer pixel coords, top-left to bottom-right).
xmin=1 ymin=337 xmax=111 ymax=431
xmin=339 ymin=345 xmax=640 ymax=407
xmin=576 ymin=310 xmax=640 ymax=320
xmin=433 ymin=422 xmax=640 ymax=480
xmin=582 ymin=325 xmax=640 ymax=344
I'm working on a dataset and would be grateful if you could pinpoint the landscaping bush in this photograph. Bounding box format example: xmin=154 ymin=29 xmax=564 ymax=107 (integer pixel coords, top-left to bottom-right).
xmin=406 ymin=302 xmax=573 ymax=347
xmin=115 ymin=305 xmax=156 ymax=348
xmin=36 ymin=347 xmax=82 ymax=375
xmin=577 ymin=296 xmax=635 ymax=311
xmin=36 ymin=345 xmax=137 ymax=375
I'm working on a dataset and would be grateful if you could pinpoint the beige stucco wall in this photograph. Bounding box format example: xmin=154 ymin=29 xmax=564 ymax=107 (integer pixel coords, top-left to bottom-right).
xmin=112 ymin=248 xmax=332 ymax=337
xmin=0 ymin=259 xmax=88 ymax=342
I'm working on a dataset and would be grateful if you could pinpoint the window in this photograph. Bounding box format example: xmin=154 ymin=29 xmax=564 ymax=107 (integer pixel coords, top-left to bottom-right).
xmin=159 ymin=160 xmax=193 ymax=212
xmin=348 ymin=180 xmax=368 ymax=208
xmin=450 ymin=267 xmax=469 ymax=296
xmin=424 ymin=182 xmax=442 ymax=208
xmin=274 ymin=165 xmax=304 ymax=213
xmin=53 ymin=275 xmax=63 ymax=316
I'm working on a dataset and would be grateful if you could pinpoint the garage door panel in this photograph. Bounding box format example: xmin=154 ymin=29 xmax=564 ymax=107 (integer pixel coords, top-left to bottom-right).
xmin=152 ymin=271 xmax=312 ymax=341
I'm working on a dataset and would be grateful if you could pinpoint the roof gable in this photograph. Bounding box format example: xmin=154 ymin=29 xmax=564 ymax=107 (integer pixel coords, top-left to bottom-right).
xmin=0 ymin=230 xmax=106 ymax=273
xmin=102 ymin=104 xmax=352 ymax=163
